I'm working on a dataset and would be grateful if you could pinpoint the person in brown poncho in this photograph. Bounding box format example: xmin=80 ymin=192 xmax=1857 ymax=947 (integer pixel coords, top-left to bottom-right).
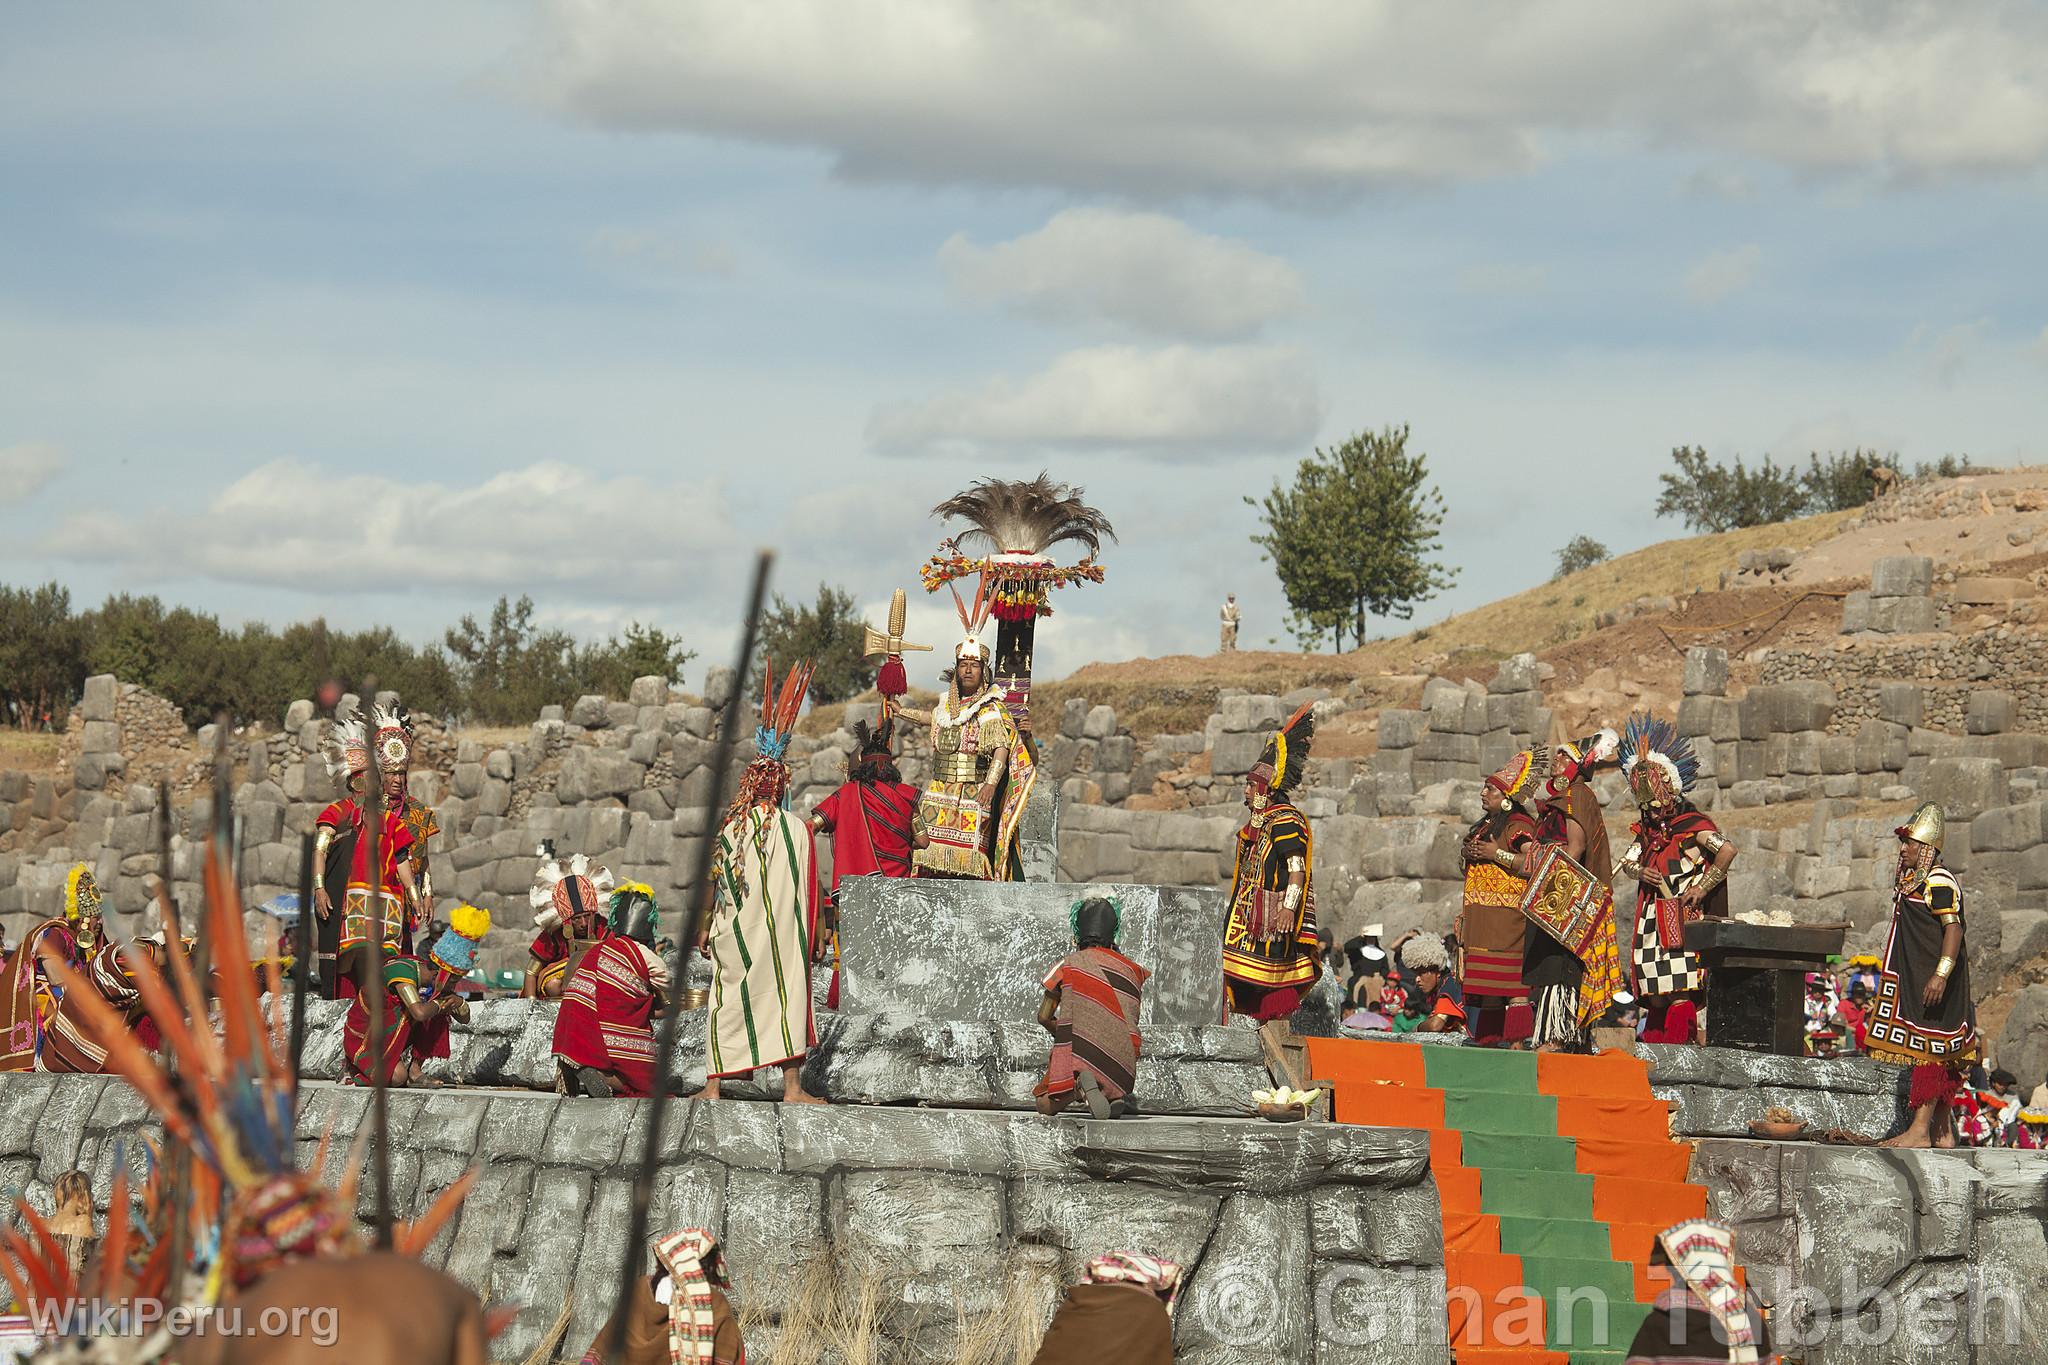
xmin=582 ymin=1229 xmax=746 ymax=1365
xmin=1029 ymin=1252 xmax=1179 ymax=1365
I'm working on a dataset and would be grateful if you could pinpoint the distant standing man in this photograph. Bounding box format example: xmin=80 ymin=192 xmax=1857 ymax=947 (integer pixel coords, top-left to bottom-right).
xmin=1219 ymin=594 xmax=1240 ymax=653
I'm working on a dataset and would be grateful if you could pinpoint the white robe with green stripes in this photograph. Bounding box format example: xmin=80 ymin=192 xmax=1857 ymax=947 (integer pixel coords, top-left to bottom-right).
xmin=707 ymin=805 xmax=817 ymax=1078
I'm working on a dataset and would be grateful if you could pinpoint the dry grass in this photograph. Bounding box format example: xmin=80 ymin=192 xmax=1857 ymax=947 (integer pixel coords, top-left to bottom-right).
xmin=738 ymin=1257 xmax=1058 ymax=1365
xmin=1346 ymin=507 xmax=1861 ymax=676
xmin=0 ymin=731 xmax=63 ymax=772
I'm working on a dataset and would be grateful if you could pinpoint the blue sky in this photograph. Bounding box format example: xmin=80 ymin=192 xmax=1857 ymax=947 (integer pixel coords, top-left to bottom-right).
xmin=4 ymin=2 xmax=2046 ymax=687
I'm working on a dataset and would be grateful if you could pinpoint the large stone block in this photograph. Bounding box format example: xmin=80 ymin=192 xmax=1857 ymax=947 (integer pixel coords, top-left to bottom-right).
xmin=1877 ymin=682 xmax=1925 ymax=728
xmin=1922 ymin=757 xmax=2007 ymax=818
xmin=1219 ymin=694 xmax=1284 ymax=735
xmin=555 ymin=746 xmax=643 ymax=804
xmin=1682 ymin=647 xmax=1729 ymax=696
xmin=1209 ymin=730 xmax=1267 ymax=778
xmin=1973 ymin=802 xmax=2043 ymax=852
xmin=1377 ymin=709 xmax=1427 ymax=750
xmin=80 ymin=674 xmax=118 ymax=723
xmin=837 ymin=878 xmax=1227 ymax=1026
xmin=1489 ymin=652 xmax=1538 ymax=694
xmin=1968 ymin=690 xmax=2016 ymax=735
xmin=1870 ymin=594 xmax=1939 ymax=633
xmin=1870 ymin=555 xmax=1934 ymax=598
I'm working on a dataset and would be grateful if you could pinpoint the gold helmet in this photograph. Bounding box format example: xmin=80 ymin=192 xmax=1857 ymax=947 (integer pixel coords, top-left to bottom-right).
xmin=1896 ymin=801 xmax=1943 ymax=852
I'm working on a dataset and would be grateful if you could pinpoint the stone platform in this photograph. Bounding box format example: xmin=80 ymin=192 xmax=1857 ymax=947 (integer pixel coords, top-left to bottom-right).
xmin=837 ymin=876 xmax=1229 ymax=1026
xmin=0 ymin=1074 xmax=1445 ymax=1365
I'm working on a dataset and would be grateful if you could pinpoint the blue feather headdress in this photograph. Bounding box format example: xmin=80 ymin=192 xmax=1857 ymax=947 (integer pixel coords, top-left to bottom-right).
xmin=1618 ymin=710 xmax=1698 ymax=799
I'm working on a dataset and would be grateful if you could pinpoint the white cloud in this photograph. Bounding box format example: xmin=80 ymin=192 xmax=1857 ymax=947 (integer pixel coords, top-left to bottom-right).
xmin=0 ymin=443 xmax=65 ymax=505
xmin=939 ymin=209 xmax=1305 ymax=340
xmin=527 ymin=1 xmax=2048 ymax=198
xmin=1913 ymin=317 xmax=1994 ymax=386
xmin=588 ymin=227 xmax=740 ymax=285
xmin=1684 ymin=244 xmax=1762 ymax=305
xmin=50 ymin=459 xmax=742 ymax=600
xmin=866 ymin=345 xmax=1322 ymax=458
xmin=1457 ymin=262 xmax=1551 ymax=298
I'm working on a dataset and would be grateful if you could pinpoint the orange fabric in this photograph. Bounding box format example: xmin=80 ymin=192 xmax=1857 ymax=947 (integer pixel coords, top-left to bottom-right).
xmin=1535 ymin=1048 xmax=1653 ymax=1098
xmin=1434 ymin=1164 xmax=1483 ymax=1214
xmin=1334 ymin=1085 xmax=1444 ymax=1129
xmin=1552 ymin=1094 xmax=1673 ymax=1141
xmin=1572 ymin=1135 xmax=1694 ymax=1183
xmin=1592 ymin=1175 xmax=1707 ymax=1227
xmin=1443 ymin=1210 xmax=1503 ymax=1255
xmin=1307 ymin=1035 xmax=1425 ymax=1085
xmin=1430 ymin=1128 xmax=1464 ymax=1165
xmin=1446 ymin=1252 xmax=1548 ymax=1349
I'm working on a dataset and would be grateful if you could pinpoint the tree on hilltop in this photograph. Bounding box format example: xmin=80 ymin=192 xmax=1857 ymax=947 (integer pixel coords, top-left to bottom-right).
xmin=754 ymin=583 xmax=869 ymax=704
xmin=1247 ymin=425 xmax=1457 ymax=651
xmin=1654 ymin=446 xmax=1807 ymax=532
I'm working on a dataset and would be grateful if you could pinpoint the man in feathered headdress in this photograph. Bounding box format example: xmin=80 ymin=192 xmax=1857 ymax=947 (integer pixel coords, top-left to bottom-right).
xmin=0 ymin=864 xmax=96 ymax=1071
xmin=1616 ymin=712 xmax=1735 ymax=1042
xmin=807 ymin=717 xmax=917 ymax=1006
xmin=552 ymin=877 xmax=671 ymax=1098
xmin=925 ymin=474 xmax=1114 ymax=736
xmin=1468 ymin=732 xmax=1623 ymax=1051
xmin=1459 ymin=751 xmax=1543 ymax=1045
xmin=1869 ymin=802 xmax=1978 ymax=1148
xmin=899 ymin=584 xmax=1037 ymax=880
xmin=313 ymin=703 xmax=424 ymax=1001
xmin=382 ymin=703 xmax=440 ymax=957
xmin=700 ymin=659 xmax=823 ymax=1103
xmin=524 ymin=843 xmax=616 ymax=999
xmin=39 ymin=866 xmax=179 ymax=1073
xmin=1223 ymin=702 xmax=1323 ymax=1020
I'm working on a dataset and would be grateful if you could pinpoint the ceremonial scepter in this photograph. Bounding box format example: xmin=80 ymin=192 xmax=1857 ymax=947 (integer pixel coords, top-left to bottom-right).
xmin=862 ymin=587 xmax=931 ymax=721
xmin=606 ymin=551 xmax=773 ymax=1362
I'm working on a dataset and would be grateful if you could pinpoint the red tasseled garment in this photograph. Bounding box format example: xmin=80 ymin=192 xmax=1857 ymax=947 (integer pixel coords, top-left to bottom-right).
xmin=552 ymin=938 xmax=666 ymax=1096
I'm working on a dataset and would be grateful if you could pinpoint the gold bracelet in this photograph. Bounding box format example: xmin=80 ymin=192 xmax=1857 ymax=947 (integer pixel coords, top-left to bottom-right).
xmin=1935 ymin=956 xmax=1955 ymax=977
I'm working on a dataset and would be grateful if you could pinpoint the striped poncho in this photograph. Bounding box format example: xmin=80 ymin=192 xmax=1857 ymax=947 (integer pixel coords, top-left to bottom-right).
xmin=707 ymin=805 xmax=818 ymax=1079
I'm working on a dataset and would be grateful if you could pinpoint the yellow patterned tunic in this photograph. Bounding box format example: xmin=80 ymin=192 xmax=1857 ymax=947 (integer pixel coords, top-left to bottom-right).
xmin=907 ymin=688 xmax=1036 ymax=880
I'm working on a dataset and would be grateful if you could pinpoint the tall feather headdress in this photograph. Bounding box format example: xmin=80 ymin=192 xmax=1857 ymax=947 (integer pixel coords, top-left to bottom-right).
xmin=754 ymin=657 xmax=815 ymax=762
xmin=930 ymin=473 xmax=1116 ymax=557
xmin=1618 ymin=710 xmax=1698 ymax=797
xmin=531 ymin=848 xmax=617 ymax=933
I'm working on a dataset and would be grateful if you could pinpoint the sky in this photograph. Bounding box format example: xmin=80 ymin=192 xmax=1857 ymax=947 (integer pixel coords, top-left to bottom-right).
xmin=3 ymin=1 xmax=2047 ymax=687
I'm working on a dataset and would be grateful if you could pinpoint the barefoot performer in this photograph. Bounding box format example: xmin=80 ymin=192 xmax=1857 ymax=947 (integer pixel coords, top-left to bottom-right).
xmin=701 ymin=658 xmax=823 ymax=1104
xmin=1869 ymin=802 xmax=1977 ymax=1148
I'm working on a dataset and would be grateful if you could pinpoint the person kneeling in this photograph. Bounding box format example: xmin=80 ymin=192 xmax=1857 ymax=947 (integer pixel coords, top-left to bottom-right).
xmin=1034 ymin=897 xmax=1149 ymax=1119
xmin=552 ymin=883 xmax=669 ymax=1099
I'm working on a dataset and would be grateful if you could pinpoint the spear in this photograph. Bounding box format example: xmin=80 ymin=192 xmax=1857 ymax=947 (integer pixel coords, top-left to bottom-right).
xmin=290 ymin=830 xmax=314 ymax=1097
xmin=605 ymin=552 xmax=772 ymax=1361
xmin=363 ymin=706 xmax=393 ymax=1250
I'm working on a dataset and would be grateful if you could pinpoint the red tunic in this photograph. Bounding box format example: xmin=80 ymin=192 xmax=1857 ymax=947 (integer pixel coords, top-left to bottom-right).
xmin=342 ymin=954 xmax=450 ymax=1084
xmin=552 ymin=937 xmax=668 ymax=1096
xmin=813 ymin=780 xmax=917 ymax=888
xmin=317 ymin=799 xmax=416 ymax=896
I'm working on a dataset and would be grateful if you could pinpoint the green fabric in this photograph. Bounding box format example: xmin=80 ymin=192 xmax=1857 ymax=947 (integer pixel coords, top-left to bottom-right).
xmin=1493 ymin=1215 xmax=1613 ymax=1259
xmin=1390 ymin=1011 xmax=1425 ymax=1034
xmin=1441 ymin=1088 xmax=1558 ymax=1136
xmin=1459 ymin=1132 xmax=1577 ymax=1172
xmin=1419 ymin=1045 xmax=1657 ymax=1355
xmin=1422 ymin=1044 xmax=1538 ymax=1092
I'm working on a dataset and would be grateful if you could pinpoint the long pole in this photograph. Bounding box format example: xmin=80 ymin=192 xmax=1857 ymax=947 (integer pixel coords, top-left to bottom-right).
xmin=290 ymin=830 xmax=314 ymax=1097
xmin=364 ymin=722 xmax=393 ymax=1250
xmin=605 ymin=552 xmax=772 ymax=1361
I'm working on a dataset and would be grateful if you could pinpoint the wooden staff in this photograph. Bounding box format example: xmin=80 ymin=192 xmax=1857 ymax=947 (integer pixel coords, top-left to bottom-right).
xmin=290 ymin=829 xmax=314 ymax=1097
xmin=605 ymin=552 xmax=773 ymax=1361
xmin=363 ymin=708 xmax=393 ymax=1250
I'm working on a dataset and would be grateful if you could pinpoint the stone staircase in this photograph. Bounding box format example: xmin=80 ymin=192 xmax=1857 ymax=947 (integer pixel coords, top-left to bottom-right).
xmin=1309 ymin=1039 xmax=1712 ymax=1364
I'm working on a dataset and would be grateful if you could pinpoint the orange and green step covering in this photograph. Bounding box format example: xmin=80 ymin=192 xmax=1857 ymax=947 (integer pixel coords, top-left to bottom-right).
xmin=1306 ymin=1039 xmax=1713 ymax=1365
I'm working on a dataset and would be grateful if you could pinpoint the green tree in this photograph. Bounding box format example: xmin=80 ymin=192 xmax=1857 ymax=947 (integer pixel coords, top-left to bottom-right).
xmin=1654 ymin=446 xmax=1808 ymax=533
xmin=1801 ymin=449 xmax=1895 ymax=513
xmin=1916 ymin=454 xmax=1974 ymax=479
xmin=1247 ymin=426 xmax=1457 ymax=651
xmin=0 ymin=582 xmax=84 ymax=728
xmin=1552 ymin=535 xmax=1610 ymax=580
xmin=443 ymin=595 xmax=584 ymax=724
xmin=755 ymin=584 xmax=869 ymax=704
xmin=577 ymin=622 xmax=696 ymax=701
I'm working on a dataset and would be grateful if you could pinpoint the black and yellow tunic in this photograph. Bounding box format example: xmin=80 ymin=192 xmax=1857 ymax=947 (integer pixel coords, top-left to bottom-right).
xmin=1223 ymin=803 xmax=1319 ymax=1020
xmin=1865 ymin=864 xmax=1977 ymax=1068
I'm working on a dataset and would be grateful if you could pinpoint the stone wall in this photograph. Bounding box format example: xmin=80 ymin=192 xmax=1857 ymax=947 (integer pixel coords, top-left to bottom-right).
xmin=0 ymin=1074 xmax=1447 ymax=1365
xmin=1691 ymin=1138 xmax=2047 ymax=1364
